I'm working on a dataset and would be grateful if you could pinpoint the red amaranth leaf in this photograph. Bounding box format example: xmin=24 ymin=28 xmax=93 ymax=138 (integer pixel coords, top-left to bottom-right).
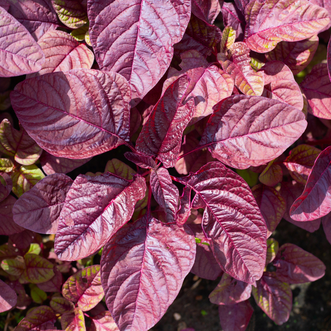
xmin=266 ymin=238 xmax=279 ymax=265
xmin=55 ymin=173 xmax=146 ymax=261
xmin=185 ymin=162 xmax=267 ymax=284
xmin=136 ymin=75 xmax=194 ymax=168
xmin=0 ymin=7 xmax=45 ymax=77
xmin=0 ymin=173 xmax=12 ymax=202
xmin=273 ymin=243 xmax=326 ymax=284
xmin=101 ymin=216 xmax=196 ymax=330
xmin=11 ymin=70 xmax=131 ymax=159
xmin=13 ymin=174 xmax=73 ymax=234
xmin=0 ymin=196 xmax=24 ymax=235
xmin=50 ymin=294 xmax=74 ymax=314
xmin=265 ymin=36 xmax=319 ymax=75
xmin=34 ymin=30 xmax=94 ymax=76
xmin=253 ymin=273 xmax=292 ymax=325
xmin=61 ymin=307 xmax=85 ymax=331
xmin=37 ymin=267 xmax=63 ymax=292
xmin=104 ymin=159 xmax=136 ymax=180
xmin=62 ymin=265 xmax=103 ymax=311
xmin=0 ymin=279 xmax=17 ymax=312
xmin=244 ymin=0 xmax=330 ymax=53
xmin=221 ymin=2 xmax=245 ymax=41
xmin=124 ymin=152 xmax=156 ymax=169
xmin=88 ymin=0 xmax=191 ymax=102
xmin=290 ymin=146 xmax=331 ymax=221
xmin=15 ymin=306 xmax=57 ymax=330
xmin=209 ymin=272 xmax=252 ymax=305
xmin=218 ymin=300 xmax=253 ymax=331
xmin=200 ymin=95 xmax=307 ymax=169
xmin=192 ymin=0 xmax=221 ymax=24
xmin=308 ymin=0 xmax=331 ymax=31
xmin=258 ymin=161 xmax=283 ymax=187
xmin=88 ymin=311 xmax=119 ymax=331
xmin=300 ymin=63 xmax=331 ymax=119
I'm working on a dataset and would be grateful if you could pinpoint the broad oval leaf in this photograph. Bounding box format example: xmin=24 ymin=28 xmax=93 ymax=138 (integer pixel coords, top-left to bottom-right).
xmin=50 ymin=294 xmax=74 ymax=314
xmin=186 ymin=162 xmax=267 ymax=284
xmin=55 ymin=173 xmax=146 ymax=261
xmin=258 ymin=161 xmax=283 ymax=187
xmin=62 ymin=265 xmax=104 ymax=311
xmin=104 ymin=159 xmax=136 ymax=180
xmin=244 ymin=0 xmax=330 ymax=53
xmin=252 ymin=273 xmax=292 ymax=325
xmin=290 ymin=146 xmax=331 ymax=221
xmin=136 ymin=75 xmax=194 ymax=168
xmin=13 ymin=174 xmax=73 ymax=234
xmin=200 ymin=95 xmax=307 ymax=169
xmin=150 ymin=167 xmax=179 ymax=223
xmin=101 ymin=216 xmax=196 ymax=331
xmin=15 ymin=306 xmax=57 ymax=330
xmin=0 ymin=279 xmax=17 ymax=313
xmin=0 ymin=195 xmax=24 ymax=235
xmin=192 ymin=0 xmax=221 ymax=24
xmin=35 ymin=30 xmax=94 ymax=76
xmin=300 ymin=63 xmax=331 ymax=119
xmin=273 ymin=243 xmax=325 ymax=284
xmin=0 ymin=7 xmax=45 ymax=77
xmin=37 ymin=267 xmax=63 ymax=293
xmin=88 ymin=0 xmax=191 ymax=102
xmin=11 ymin=69 xmax=131 ymax=159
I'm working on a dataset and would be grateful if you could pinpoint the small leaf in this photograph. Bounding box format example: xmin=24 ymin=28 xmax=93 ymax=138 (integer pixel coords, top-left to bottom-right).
xmin=266 ymin=238 xmax=279 ymax=265
xmin=26 ymin=244 xmax=41 ymax=256
xmin=104 ymin=159 xmax=136 ymax=180
xmin=1 ymin=256 xmax=25 ymax=278
xmin=0 ymin=195 xmax=24 ymax=235
xmin=50 ymin=293 xmax=74 ymax=314
xmin=191 ymin=0 xmax=221 ymax=24
xmin=37 ymin=267 xmax=63 ymax=293
xmin=61 ymin=308 xmax=85 ymax=331
xmin=0 ymin=158 xmax=14 ymax=172
xmin=0 ymin=279 xmax=17 ymax=313
xmin=89 ymin=311 xmax=119 ymax=331
xmin=259 ymin=161 xmax=283 ymax=187
xmin=30 ymin=284 xmax=47 ymax=304
xmin=62 ymin=265 xmax=104 ymax=311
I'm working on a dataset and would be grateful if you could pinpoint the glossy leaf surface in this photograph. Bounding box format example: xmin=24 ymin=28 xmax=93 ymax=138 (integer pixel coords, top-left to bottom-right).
xmin=88 ymin=0 xmax=191 ymax=102
xmin=52 ymin=0 xmax=88 ymax=28
xmin=200 ymin=95 xmax=307 ymax=169
xmin=13 ymin=174 xmax=73 ymax=234
xmin=245 ymin=0 xmax=330 ymax=53
xmin=11 ymin=69 xmax=131 ymax=159
xmin=55 ymin=173 xmax=146 ymax=260
xmin=101 ymin=216 xmax=196 ymax=331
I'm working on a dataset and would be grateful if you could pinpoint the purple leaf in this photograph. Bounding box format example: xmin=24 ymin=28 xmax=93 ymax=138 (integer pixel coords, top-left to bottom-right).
xmin=265 ymin=36 xmax=319 ymax=75
xmin=322 ymin=214 xmax=331 ymax=244
xmin=221 ymin=2 xmax=245 ymax=41
xmin=200 ymin=95 xmax=307 ymax=169
xmin=61 ymin=307 xmax=85 ymax=331
xmin=104 ymin=159 xmax=136 ymax=180
xmin=252 ymin=184 xmax=285 ymax=237
xmin=290 ymin=146 xmax=331 ymax=221
xmin=55 ymin=173 xmax=146 ymax=261
xmin=88 ymin=0 xmax=191 ymax=102
xmin=88 ymin=311 xmax=119 ymax=331
xmin=62 ymin=265 xmax=104 ymax=311
xmin=261 ymin=61 xmax=303 ymax=110
xmin=185 ymin=162 xmax=267 ymax=284
xmin=218 ymin=300 xmax=253 ymax=331
xmin=40 ymin=151 xmax=92 ymax=175
xmin=33 ymin=30 xmax=94 ymax=76
xmin=219 ymin=42 xmax=264 ymax=96
xmin=244 ymin=0 xmax=330 ymax=53
xmin=11 ymin=69 xmax=131 ymax=159
xmin=9 ymin=229 xmax=35 ymax=251
xmin=50 ymin=294 xmax=74 ymax=314
xmin=273 ymin=243 xmax=326 ymax=284
xmin=258 ymin=161 xmax=283 ymax=187
xmin=328 ymin=37 xmax=331 ymax=81
xmin=0 ymin=7 xmax=45 ymax=77
xmin=308 ymin=0 xmax=331 ymax=31
xmin=136 ymin=75 xmax=194 ymax=168
xmin=15 ymin=306 xmax=57 ymax=330
xmin=37 ymin=267 xmax=63 ymax=292
xmin=301 ymin=63 xmax=331 ymax=119
xmin=101 ymin=216 xmax=196 ymax=330
xmin=192 ymin=0 xmax=221 ymax=24
xmin=252 ymin=272 xmax=292 ymax=325
xmin=150 ymin=167 xmax=179 ymax=223
xmin=124 ymin=152 xmax=156 ymax=169
xmin=13 ymin=174 xmax=73 ymax=234
xmin=0 ymin=279 xmax=17 ymax=313
xmin=0 ymin=173 xmax=12 ymax=203
xmin=0 ymin=195 xmax=24 ymax=235
xmin=209 ymin=272 xmax=252 ymax=305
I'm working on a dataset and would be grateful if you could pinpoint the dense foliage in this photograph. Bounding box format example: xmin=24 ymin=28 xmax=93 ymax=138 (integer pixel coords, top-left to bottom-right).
xmin=1 ymin=0 xmax=331 ymax=330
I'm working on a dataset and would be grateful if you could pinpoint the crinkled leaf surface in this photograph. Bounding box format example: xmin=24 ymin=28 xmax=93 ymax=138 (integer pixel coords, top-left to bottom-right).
xmin=273 ymin=243 xmax=325 ymax=284
xmin=0 ymin=279 xmax=17 ymax=313
xmin=89 ymin=311 xmax=119 ymax=331
xmin=219 ymin=42 xmax=264 ymax=96
xmin=124 ymin=152 xmax=156 ymax=169
xmin=62 ymin=265 xmax=104 ymax=311
xmin=191 ymin=0 xmax=221 ymax=24
xmin=244 ymin=0 xmax=330 ymax=53
xmin=88 ymin=0 xmax=191 ymax=102
xmin=34 ymin=30 xmax=94 ymax=76
xmin=252 ymin=272 xmax=292 ymax=325
xmin=200 ymin=95 xmax=307 ymax=169
xmin=101 ymin=216 xmax=196 ymax=331
xmin=52 ymin=0 xmax=88 ymax=29
xmin=290 ymin=146 xmax=331 ymax=221
xmin=309 ymin=0 xmax=331 ymax=30
xmin=0 ymin=7 xmax=45 ymax=77
xmin=136 ymin=75 xmax=194 ymax=168
xmin=265 ymin=36 xmax=319 ymax=75
xmin=55 ymin=173 xmax=146 ymax=261
xmin=301 ymin=63 xmax=331 ymax=119
xmin=13 ymin=174 xmax=73 ymax=234
xmin=0 ymin=119 xmax=42 ymax=165
xmin=11 ymin=69 xmax=131 ymax=159
xmin=150 ymin=167 xmax=179 ymax=223
xmin=0 ymin=195 xmax=24 ymax=235
xmin=185 ymin=162 xmax=267 ymax=284
xmin=218 ymin=300 xmax=253 ymax=331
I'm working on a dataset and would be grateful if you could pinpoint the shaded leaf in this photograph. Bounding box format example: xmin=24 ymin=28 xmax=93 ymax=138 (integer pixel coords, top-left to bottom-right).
xmin=55 ymin=173 xmax=146 ymax=261
xmin=50 ymin=294 xmax=74 ymax=314
xmin=13 ymin=174 xmax=73 ymax=234
xmin=61 ymin=308 xmax=85 ymax=331
xmin=0 ymin=279 xmax=17 ymax=312
xmin=9 ymin=230 xmax=36 ymax=251
xmin=30 ymin=284 xmax=47 ymax=304
xmin=11 ymin=70 xmax=131 ymax=159
xmin=124 ymin=152 xmax=156 ymax=169
xmin=192 ymin=0 xmax=221 ymax=24
xmin=0 ymin=195 xmax=24 ymax=235
xmin=221 ymin=2 xmax=245 ymax=41
xmin=101 ymin=216 xmax=196 ymax=330
xmin=88 ymin=311 xmax=119 ymax=331
xmin=266 ymin=238 xmax=279 ymax=265
xmin=88 ymin=0 xmax=191 ymax=102
xmin=322 ymin=215 xmax=331 ymax=245
xmin=104 ymin=159 xmax=136 ymax=180
xmin=258 ymin=161 xmax=283 ymax=187
xmin=37 ymin=267 xmax=63 ymax=293
xmin=1 ymin=256 xmax=25 ymax=278
xmin=245 ymin=0 xmax=330 ymax=53
xmin=0 ymin=158 xmax=14 ymax=172
xmin=200 ymin=95 xmax=307 ymax=169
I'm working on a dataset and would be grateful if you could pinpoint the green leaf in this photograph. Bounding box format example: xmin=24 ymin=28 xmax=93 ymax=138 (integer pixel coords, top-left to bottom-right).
xmin=0 ymin=158 xmax=14 ymax=172
xmin=104 ymin=158 xmax=136 ymax=180
xmin=25 ymin=244 xmax=41 ymax=256
xmin=71 ymin=23 xmax=89 ymax=41
xmin=1 ymin=256 xmax=25 ymax=277
xmin=236 ymin=168 xmax=259 ymax=187
xmin=30 ymin=284 xmax=47 ymax=304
